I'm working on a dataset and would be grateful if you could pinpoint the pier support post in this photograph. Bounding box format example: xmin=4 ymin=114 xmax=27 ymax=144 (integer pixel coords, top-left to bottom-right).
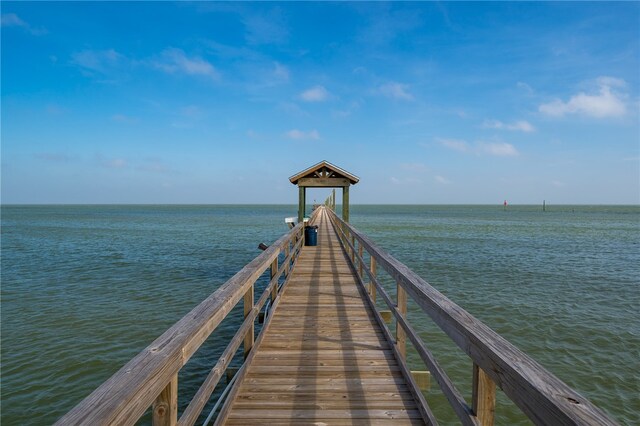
xmin=472 ymin=363 xmax=496 ymax=426
xmin=152 ymin=374 xmax=177 ymax=426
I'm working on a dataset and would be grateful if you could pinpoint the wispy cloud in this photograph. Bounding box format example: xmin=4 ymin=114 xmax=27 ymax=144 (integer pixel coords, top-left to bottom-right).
xmin=517 ymin=81 xmax=534 ymax=95
xmin=479 ymin=142 xmax=519 ymax=157
xmin=153 ymin=48 xmax=219 ymax=80
xmin=378 ymin=82 xmax=413 ymax=100
xmin=71 ymin=49 xmax=124 ymax=75
xmin=435 ymin=175 xmax=451 ymax=184
xmin=332 ymin=101 xmax=360 ymax=118
xmin=437 ymin=138 xmax=519 ymax=157
xmin=437 ymin=138 xmax=471 ymax=153
xmin=483 ymin=119 xmax=535 ymax=132
xmin=243 ymin=8 xmax=288 ymax=45
xmin=286 ymin=129 xmax=320 ymax=140
xmin=356 ymin=5 xmax=423 ymax=46
xmin=539 ymin=76 xmax=627 ymax=118
xmin=1 ymin=13 xmax=47 ymax=35
xmin=300 ymin=86 xmax=330 ymax=102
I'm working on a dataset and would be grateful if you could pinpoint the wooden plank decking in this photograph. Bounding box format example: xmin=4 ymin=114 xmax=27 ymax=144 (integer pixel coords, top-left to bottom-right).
xmin=224 ymin=208 xmax=425 ymax=425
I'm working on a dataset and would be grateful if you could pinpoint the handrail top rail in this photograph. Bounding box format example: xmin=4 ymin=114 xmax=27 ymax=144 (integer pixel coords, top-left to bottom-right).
xmin=56 ymin=222 xmax=304 ymax=425
xmin=327 ymin=208 xmax=617 ymax=425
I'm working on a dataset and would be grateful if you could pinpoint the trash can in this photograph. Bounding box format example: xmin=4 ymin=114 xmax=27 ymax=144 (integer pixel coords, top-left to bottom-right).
xmin=304 ymin=225 xmax=318 ymax=246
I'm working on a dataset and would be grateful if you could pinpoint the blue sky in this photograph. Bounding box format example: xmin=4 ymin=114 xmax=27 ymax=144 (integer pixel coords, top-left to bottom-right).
xmin=2 ymin=2 xmax=639 ymax=204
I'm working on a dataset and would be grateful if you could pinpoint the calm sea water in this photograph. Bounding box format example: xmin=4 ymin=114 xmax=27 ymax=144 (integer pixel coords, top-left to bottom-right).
xmin=1 ymin=205 xmax=638 ymax=425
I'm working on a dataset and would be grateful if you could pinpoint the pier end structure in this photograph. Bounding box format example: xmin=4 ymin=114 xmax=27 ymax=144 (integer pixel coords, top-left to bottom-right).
xmin=289 ymin=160 xmax=359 ymax=223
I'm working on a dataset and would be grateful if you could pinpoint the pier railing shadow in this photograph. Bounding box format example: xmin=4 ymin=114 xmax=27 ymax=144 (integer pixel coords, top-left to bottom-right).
xmin=55 ymin=219 xmax=307 ymax=426
xmin=325 ymin=208 xmax=617 ymax=426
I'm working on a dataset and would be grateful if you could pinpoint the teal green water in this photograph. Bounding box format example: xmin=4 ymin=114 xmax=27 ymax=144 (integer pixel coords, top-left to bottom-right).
xmin=1 ymin=205 xmax=639 ymax=425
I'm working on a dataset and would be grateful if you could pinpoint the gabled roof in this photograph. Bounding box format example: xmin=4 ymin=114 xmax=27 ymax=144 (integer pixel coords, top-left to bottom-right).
xmin=289 ymin=160 xmax=359 ymax=185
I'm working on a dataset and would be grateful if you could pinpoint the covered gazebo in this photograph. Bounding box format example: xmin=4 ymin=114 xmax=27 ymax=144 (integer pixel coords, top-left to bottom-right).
xmin=289 ymin=161 xmax=359 ymax=223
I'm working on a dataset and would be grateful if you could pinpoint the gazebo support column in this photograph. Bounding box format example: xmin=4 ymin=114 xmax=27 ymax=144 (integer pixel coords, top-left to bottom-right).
xmin=342 ymin=185 xmax=349 ymax=223
xmin=298 ymin=186 xmax=306 ymax=224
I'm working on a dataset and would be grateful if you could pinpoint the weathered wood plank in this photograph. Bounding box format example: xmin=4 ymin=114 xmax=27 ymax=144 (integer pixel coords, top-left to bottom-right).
xmin=227 ymin=409 xmax=423 ymax=420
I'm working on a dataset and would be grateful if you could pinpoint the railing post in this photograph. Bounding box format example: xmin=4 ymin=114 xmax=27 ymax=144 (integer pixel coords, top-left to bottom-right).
xmin=351 ymin=235 xmax=356 ymax=262
xmin=284 ymin=244 xmax=290 ymax=277
xmin=358 ymin=245 xmax=363 ymax=277
xmin=472 ymin=363 xmax=496 ymax=426
xmin=243 ymin=285 xmax=254 ymax=359
xmin=396 ymin=281 xmax=407 ymax=359
xmin=370 ymin=257 xmax=377 ymax=301
xmin=152 ymin=374 xmax=177 ymax=426
xmin=271 ymin=258 xmax=278 ymax=302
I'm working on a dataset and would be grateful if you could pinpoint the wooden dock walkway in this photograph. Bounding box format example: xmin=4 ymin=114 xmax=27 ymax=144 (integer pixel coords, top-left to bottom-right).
xmin=222 ymin=208 xmax=424 ymax=424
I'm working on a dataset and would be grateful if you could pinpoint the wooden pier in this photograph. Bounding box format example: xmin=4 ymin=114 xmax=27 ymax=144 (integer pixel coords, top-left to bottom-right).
xmin=220 ymin=208 xmax=424 ymax=425
xmin=57 ymin=162 xmax=617 ymax=426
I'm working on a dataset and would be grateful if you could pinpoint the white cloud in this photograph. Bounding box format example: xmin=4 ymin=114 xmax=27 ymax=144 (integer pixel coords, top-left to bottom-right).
xmin=154 ymin=48 xmax=219 ymax=79
xmin=1 ymin=13 xmax=26 ymax=26
xmin=300 ymin=86 xmax=330 ymax=102
xmin=437 ymin=138 xmax=519 ymax=157
xmin=286 ymin=129 xmax=320 ymax=140
xmin=72 ymin=49 xmax=124 ymax=74
xmin=378 ymin=82 xmax=413 ymax=100
xmin=539 ymin=76 xmax=627 ymax=118
xmin=479 ymin=142 xmax=519 ymax=157
xmin=435 ymin=175 xmax=451 ymax=184
xmin=483 ymin=119 xmax=535 ymax=132
xmin=437 ymin=138 xmax=471 ymax=153
xmin=390 ymin=176 xmax=422 ymax=185
xmin=1 ymin=13 xmax=47 ymax=35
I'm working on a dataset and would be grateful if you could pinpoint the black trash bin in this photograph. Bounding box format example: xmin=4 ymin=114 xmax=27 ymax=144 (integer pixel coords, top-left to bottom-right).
xmin=304 ymin=225 xmax=318 ymax=246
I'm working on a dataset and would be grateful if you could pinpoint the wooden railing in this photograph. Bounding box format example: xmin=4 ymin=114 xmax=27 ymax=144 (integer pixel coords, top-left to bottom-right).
xmin=56 ymin=217 xmax=309 ymax=426
xmin=326 ymin=208 xmax=617 ymax=426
